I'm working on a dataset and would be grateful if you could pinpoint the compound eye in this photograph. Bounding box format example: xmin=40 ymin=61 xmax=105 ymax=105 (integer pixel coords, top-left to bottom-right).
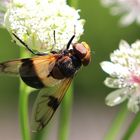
xmin=73 ymin=43 xmax=87 ymax=59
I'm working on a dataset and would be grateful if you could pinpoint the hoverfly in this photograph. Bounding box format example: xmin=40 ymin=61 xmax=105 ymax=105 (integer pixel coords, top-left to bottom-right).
xmin=0 ymin=33 xmax=91 ymax=131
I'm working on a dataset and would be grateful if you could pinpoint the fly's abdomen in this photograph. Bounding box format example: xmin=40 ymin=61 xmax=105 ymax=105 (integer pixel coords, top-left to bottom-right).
xmin=19 ymin=59 xmax=45 ymax=89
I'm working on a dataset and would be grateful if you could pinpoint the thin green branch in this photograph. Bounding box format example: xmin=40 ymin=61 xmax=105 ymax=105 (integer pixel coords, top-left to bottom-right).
xmin=19 ymin=82 xmax=31 ymax=140
xmin=122 ymin=112 xmax=140 ymax=140
xmin=19 ymin=50 xmax=31 ymax=140
xmin=104 ymin=103 xmax=129 ymax=140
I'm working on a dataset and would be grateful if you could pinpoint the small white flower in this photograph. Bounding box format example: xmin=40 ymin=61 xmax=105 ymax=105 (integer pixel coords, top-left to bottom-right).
xmin=1 ymin=0 xmax=84 ymax=52
xmin=101 ymin=0 xmax=140 ymax=26
xmin=100 ymin=40 xmax=140 ymax=113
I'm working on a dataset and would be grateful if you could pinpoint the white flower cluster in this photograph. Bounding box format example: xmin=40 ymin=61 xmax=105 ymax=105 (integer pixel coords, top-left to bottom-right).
xmin=101 ymin=0 xmax=140 ymax=26
xmin=101 ymin=40 xmax=140 ymax=113
xmin=1 ymin=0 xmax=84 ymax=52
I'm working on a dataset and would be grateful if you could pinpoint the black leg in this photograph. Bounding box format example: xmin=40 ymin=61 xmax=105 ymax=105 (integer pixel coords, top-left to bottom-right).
xmin=12 ymin=33 xmax=48 ymax=56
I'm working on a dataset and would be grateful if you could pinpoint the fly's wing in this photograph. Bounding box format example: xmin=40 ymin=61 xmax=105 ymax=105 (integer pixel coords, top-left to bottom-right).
xmin=0 ymin=60 xmax=23 ymax=76
xmin=0 ymin=54 xmax=58 ymax=77
xmin=31 ymin=78 xmax=73 ymax=132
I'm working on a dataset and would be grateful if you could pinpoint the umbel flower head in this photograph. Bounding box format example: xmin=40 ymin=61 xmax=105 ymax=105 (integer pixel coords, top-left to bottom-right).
xmin=101 ymin=40 xmax=140 ymax=113
xmin=101 ymin=0 xmax=140 ymax=26
xmin=0 ymin=0 xmax=84 ymax=52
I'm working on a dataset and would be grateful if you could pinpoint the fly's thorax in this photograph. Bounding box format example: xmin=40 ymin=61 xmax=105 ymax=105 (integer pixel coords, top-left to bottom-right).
xmin=51 ymin=55 xmax=81 ymax=79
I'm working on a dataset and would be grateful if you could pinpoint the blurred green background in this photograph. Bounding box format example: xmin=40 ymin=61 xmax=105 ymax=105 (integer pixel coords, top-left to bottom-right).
xmin=0 ymin=0 xmax=140 ymax=140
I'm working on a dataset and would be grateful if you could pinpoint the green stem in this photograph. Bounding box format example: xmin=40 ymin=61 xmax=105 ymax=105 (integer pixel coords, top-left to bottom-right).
xmin=19 ymin=50 xmax=31 ymax=140
xmin=58 ymin=84 xmax=73 ymax=140
xmin=104 ymin=103 xmax=129 ymax=140
xmin=122 ymin=113 xmax=140 ymax=140
xmin=19 ymin=82 xmax=31 ymax=140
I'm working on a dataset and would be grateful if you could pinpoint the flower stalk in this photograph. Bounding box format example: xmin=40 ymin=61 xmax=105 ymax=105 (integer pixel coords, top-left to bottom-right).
xmin=19 ymin=82 xmax=31 ymax=140
xmin=19 ymin=50 xmax=31 ymax=140
xmin=122 ymin=112 xmax=140 ymax=140
xmin=104 ymin=103 xmax=129 ymax=140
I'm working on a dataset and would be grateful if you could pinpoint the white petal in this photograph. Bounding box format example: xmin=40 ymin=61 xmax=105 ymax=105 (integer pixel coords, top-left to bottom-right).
xmin=105 ymin=88 xmax=129 ymax=106
xmin=110 ymin=6 xmax=124 ymax=15
xmin=100 ymin=61 xmax=129 ymax=76
xmin=101 ymin=0 xmax=114 ymax=6
xmin=104 ymin=77 xmax=120 ymax=88
xmin=100 ymin=61 xmax=116 ymax=75
xmin=120 ymin=12 xmax=135 ymax=26
xmin=119 ymin=40 xmax=130 ymax=50
xmin=131 ymin=40 xmax=140 ymax=49
xmin=127 ymin=95 xmax=140 ymax=113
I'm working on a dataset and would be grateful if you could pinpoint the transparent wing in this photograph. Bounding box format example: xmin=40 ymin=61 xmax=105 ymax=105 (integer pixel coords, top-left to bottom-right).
xmin=0 ymin=54 xmax=59 ymax=77
xmin=20 ymin=55 xmax=58 ymax=77
xmin=31 ymin=78 xmax=73 ymax=132
xmin=0 ymin=59 xmax=23 ymax=76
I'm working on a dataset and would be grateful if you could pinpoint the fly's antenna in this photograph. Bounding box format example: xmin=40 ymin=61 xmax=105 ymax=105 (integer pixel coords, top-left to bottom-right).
xmin=53 ymin=30 xmax=56 ymax=45
xmin=66 ymin=25 xmax=76 ymax=50
xmin=74 ymin=24 xmax=76 ymax=35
